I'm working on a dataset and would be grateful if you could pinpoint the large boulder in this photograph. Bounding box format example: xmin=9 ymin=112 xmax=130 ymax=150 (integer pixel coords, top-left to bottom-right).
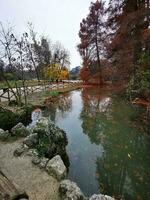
xmin=46 ymin=155 xmax=67 ymax=180
xmin=31 ymin=117 xmax=68 ymax=162
xmin=23 ymin=133 xmax=38 ymax=148
xmin=89 ymin=194 xmax=115 ymax=200
xmin=59 ymin=179 xmax=87 ymax=200
xmin=11 ymin=123 xmax=30 ymax=137
xmin=0 ymin=129 xmax=10 ymax=140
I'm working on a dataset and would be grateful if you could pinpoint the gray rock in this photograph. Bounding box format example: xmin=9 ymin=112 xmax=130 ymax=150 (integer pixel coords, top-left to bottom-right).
xmin=25 ymin=149 xmax=38 ymax=157
xmin=32 ymin=156 xmax=41 ymax=165
xmin=0 ymin=129 xmax=10 ymax=140
xmin=23 ymin=133 xmax=38 ymax=148
xmin=89 ymin=194 xmax=115 ymax=200
xmin=32 ymin=117 xmax=49 ymax=135
xmin=14 ymin=146 xmax=25 ymax=157
xmin=13 ymin=144 xmax=29 ymax=157
xmin=46 ymin=155 xmax=67 ymax=180
xmin=59 ymin=179 xmax=87 ymax=200
xmin=39 ymin=157 xmax=49 ymax=168
xmin=11 ymin=123 xmax=30 ymax=137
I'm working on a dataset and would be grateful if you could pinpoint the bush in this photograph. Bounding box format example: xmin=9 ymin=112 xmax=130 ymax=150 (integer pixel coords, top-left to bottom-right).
xmin=127 ymin=52 xmax=150 ymax=99
xmin=0 ymin=107 xmax=19 ymax=130
xmin=0 ymin=105 xmax=33 ymax=131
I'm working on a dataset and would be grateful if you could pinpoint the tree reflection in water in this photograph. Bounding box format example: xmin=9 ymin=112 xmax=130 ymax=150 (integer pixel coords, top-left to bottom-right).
xmin=44 ymin=92 xmax=72 ymax=122
xmin=80 ymin=87 xmax=150 ymax=200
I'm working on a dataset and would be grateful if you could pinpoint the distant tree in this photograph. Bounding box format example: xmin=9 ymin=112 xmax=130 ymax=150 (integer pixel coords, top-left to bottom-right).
xmin=43 ymin=63 xmax=60 ymax=81
xmin=53 ymin=42 xmax=70 ymax=68
xmin=31 ymin=35 xmax=52 ymax=79
xmin=70 ymin=66 xmax=81 ymax=80
xmin=0 ymin=22 xmax=24 ymax=105
xmin=43 ymin=63 xmax=69 ymax=81
xmin=59 ymin=67 xmax=69 ymax=80
xmin=23 ymin=33 xmax=40 ymax=81
xmin=14 ymin=34 xmax=31 ymax=106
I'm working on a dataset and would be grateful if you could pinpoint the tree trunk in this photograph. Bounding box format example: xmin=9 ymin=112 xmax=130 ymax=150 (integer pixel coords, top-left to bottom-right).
xmin=95 ymin=17 xmax=103 ymax=85
xmin=95 ymin=34 xmax=103 ymax=85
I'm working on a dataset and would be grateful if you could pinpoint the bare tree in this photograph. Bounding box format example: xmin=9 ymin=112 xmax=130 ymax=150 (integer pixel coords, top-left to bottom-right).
xmin=0 ymin=22 xmax=23 ymax=105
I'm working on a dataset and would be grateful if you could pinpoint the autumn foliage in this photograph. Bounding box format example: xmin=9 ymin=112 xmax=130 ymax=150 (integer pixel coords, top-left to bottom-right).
xmin=78 ymin=0 xmax=150 ymax=94
xmin=43 ymin=64 xmax=69 ymax=81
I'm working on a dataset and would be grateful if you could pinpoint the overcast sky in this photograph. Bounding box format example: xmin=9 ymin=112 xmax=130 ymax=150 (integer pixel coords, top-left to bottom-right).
xmin=0 ymin=0 xmax=108 ymax=68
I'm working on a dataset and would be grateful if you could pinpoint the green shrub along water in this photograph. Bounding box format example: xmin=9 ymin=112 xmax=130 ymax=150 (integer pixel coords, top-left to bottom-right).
xmin=127 ymin=52 xmax=150 ymax=100
xmin=0 ymin=106 xmax=33 ymax=131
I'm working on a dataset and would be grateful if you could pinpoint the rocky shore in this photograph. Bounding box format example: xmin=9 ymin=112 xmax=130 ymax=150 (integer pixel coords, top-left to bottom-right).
xmin=0 ymin=117 xmax=114 ymax=200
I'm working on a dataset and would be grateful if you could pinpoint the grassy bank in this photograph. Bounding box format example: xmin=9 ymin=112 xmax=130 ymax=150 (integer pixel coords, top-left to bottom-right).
xmin=24 ymin=83 xmax=82 ymax=106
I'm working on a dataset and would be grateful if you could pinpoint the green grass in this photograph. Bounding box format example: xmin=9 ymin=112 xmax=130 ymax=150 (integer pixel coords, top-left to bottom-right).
xmin=44 ymin=90 xmax=59 ymax=97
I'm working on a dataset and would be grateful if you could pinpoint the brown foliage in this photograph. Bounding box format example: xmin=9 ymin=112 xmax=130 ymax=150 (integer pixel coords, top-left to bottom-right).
xmin=78 ymin=0 xmax=150 ymax=85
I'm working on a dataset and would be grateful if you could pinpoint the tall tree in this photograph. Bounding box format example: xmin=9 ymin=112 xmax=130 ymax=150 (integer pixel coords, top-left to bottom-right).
xmin=78 ymin=0 xmax=106 ymax=84
xmin=107 ymin=0 xmax=150 ymax=81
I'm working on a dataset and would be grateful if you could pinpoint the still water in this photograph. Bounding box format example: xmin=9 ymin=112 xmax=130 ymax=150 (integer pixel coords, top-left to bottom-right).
xmin=43 ymin=87 xmax=150 ymax=199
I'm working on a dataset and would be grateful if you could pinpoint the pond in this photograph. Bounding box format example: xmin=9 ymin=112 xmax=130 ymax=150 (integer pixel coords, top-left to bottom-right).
xmin=43 ymin=87 xmax=150 ymax=200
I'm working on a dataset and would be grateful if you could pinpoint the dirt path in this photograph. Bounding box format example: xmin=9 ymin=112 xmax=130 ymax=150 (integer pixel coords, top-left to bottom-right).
xmin=0 ymin=139 xmax=60 ymax=200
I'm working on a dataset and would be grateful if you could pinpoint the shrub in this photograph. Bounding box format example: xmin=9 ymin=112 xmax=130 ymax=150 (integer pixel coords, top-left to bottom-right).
xmin=127 ymin=52 xmax=150 ymax=100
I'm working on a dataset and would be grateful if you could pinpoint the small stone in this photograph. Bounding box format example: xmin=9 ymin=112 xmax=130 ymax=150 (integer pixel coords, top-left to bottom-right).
xmin=23 ymin=133 xmax=38 ymax=148
xmin=23 ymin=144 xmax=29 ymax=149
xmin=59 ymin=179 xmax=87 ymax=200
xmin=39 ymin=157 xmax=49 ymax=168
xmin=89 ymin=194 xmax=115 ymax=200
xmin=14 ymin=147 xmax=25 ymax=157
xmin=32 ymin=156 xmax=41 ymax=165
xmin=25 ymin=149 xmax=38 ymax=157
xmin=0 ymin=129 xmax=10 ymax=140
xmin=46 ymin=155 xmax=67 ymax=180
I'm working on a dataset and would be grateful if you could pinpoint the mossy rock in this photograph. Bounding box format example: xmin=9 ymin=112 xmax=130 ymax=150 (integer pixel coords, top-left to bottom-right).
xmin=11 ymin=123 xmax=30 ymax=137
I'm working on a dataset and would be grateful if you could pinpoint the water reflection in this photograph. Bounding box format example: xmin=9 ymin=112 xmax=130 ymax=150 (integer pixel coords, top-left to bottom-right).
xmin=44 ymin=93 xmax=72 ymax=122
xmin=80 ymin=88 xmax=112 ymax=145
xmin=28 ymin=108 xmax=42 ymax=128
xmin=43 ymin=88 xmax=150 ymax=199
xmin=80 ymin=87 xmax=150 ymax=199
xmin=31 ymin=108 xmax=42 ymax=122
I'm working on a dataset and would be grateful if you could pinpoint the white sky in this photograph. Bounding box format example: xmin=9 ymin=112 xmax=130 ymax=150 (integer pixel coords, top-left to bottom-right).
xmin=0 ymin=0 xmax=108 ymax=68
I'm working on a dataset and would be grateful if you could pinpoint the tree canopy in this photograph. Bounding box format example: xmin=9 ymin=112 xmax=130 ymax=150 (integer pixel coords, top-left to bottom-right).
xmin=78 ymin=0 xmax=150 ymax=99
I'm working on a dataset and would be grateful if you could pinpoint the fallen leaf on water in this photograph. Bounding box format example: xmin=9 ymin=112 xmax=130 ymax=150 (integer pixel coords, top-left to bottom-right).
xmin=128 ymin=153 xmax=131 ymax=159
